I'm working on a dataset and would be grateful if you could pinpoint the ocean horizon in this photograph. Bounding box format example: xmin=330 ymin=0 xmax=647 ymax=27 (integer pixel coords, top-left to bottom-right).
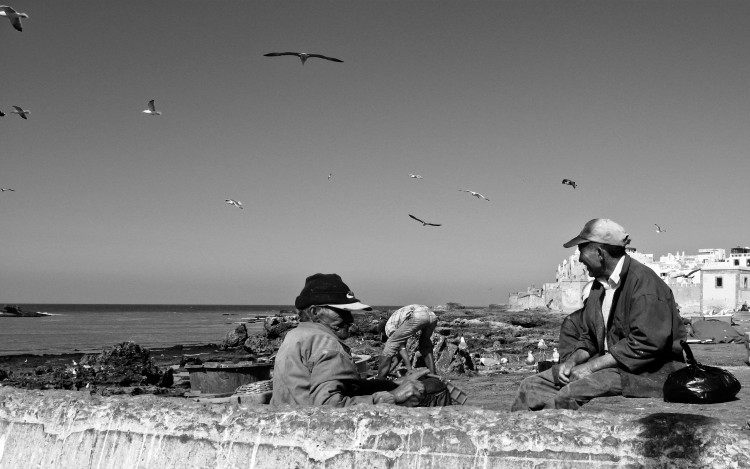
xmin=0 ymin=304 xmax=406 ymax=356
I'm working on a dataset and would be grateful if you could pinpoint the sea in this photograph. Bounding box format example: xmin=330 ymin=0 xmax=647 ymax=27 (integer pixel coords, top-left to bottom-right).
xmin=0 ymin=304 xmax=405 ymax=356
xmin=0 ymin=304 xmax=295 ymax=356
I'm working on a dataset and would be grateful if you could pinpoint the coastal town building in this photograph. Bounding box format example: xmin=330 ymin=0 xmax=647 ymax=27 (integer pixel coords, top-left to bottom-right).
xmin=509 ymin=246 xmax=748 ymax=313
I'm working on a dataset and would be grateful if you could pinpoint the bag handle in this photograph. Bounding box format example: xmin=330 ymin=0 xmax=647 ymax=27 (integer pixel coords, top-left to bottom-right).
xmin=679 ymin=339 xmax=697 ymax=366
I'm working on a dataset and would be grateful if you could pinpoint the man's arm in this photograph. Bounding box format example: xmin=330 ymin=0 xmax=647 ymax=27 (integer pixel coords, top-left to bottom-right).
xmin=398 ymin=346 xmax=413 ymax=372
xmin=568 ymin=353 xmax=618 ymax=381
xmin=557 ymin=348 xmax=590 ymax=385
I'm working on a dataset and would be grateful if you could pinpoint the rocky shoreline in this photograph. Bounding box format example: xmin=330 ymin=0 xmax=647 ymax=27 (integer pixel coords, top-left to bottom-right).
xmin=0 ymin=307 xmax=563 ymax=396
xmin=2 ymin=307 xmax=749 ymax=427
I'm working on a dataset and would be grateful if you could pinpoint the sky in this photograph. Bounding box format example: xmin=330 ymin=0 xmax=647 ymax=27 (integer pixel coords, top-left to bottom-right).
xmin=2 ymin=1 xmax=750 ymax=306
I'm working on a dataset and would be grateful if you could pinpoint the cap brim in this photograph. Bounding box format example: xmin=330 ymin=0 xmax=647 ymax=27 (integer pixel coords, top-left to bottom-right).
xmin=323 ymin=301 xmax=372 ymax=311
xmin=563 ymin=236 xmax=588 ymax=248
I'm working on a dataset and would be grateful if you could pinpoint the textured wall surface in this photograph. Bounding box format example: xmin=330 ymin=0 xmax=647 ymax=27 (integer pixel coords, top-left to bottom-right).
xmin=1 ymin=387 xmax=748 ymax=468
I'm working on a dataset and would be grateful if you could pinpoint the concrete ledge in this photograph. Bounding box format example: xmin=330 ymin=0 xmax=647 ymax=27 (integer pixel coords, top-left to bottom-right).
xmin=0 ymin=387 xmax=748 ymax=468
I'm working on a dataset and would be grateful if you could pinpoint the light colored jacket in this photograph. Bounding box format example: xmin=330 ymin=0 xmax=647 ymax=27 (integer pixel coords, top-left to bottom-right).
xmin=271 ymin=322 xmax=386 ymax=406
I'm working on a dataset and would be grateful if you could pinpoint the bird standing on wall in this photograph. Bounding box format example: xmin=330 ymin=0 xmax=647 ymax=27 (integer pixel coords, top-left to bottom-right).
xmin=562 ymin=179 xmax=577 ymax=189
xmin=525 ymin=350 xmax=536 ymax=365
xmin=459 ymin=189 xmax=490 ymax=201
xmin=655 ymin=224 xmax=666 ymax=233
xmin=552 ymin=348 xmax=560 ymax=363
xmin=537 ymin=338 xmax=547 ymax=361
xmin=408 ymin=214 xmax=441 ymax=227
xmin=263 ymin=52 xmax=343 ymax=65
xmin=0 ymin=5 xmax=28 ymax=32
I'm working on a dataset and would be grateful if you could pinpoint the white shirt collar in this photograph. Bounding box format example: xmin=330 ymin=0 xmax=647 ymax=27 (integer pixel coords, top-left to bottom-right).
xmin=597 ymin=255 xmax=626 ymax=290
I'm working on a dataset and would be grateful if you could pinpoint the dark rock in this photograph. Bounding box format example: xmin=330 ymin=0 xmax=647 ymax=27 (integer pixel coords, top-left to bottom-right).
xmin=0 ymin=369 xmax=8 ymax=381
xmin=265 ymin=321 xmax=297 ymax=340
xmin=243 ymin=336 xmax=276 ymax=355
xmin=158 ymin=368 xmax=174 ymax=388
xmin=221 ymin=323 xmax=248 ymax=349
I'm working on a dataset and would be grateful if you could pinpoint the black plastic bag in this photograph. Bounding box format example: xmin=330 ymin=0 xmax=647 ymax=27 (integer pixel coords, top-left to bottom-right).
xmin=663 ymin=340 xmax=741 ymax=404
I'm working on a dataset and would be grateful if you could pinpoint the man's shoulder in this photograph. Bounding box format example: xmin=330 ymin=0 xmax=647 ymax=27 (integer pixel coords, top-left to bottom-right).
xmin=623 ymin=256 xmax=674 ymax=297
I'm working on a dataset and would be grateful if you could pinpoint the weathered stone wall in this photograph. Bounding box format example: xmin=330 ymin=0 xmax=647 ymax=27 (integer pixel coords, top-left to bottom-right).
xmin=1 ymin=387 xmax=748 ymax=468
xmin=669 ymin=284 xmax=702 ymax=313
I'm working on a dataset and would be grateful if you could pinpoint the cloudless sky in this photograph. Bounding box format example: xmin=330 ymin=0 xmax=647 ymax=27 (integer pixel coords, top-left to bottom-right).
xmin=2 ymin=1 xmax=750 ymax=306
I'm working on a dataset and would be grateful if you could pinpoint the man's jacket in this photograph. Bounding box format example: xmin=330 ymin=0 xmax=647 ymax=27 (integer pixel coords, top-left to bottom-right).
xmin=271 ymin=322 xmax=390 ymax=406
xmin=574 ymin=256 xmax=687 ymax=397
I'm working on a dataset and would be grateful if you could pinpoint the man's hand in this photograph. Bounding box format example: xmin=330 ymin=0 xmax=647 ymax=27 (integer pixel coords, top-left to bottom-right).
xmin=393 ymin=367 xmax=430 ymax=385
xmin=389 ymin=379 xmax=425 ymax=406
xmin=557 ymin=358 xmax=576 ymax=385
xmin=569 ymin=363 xmax=594 ymax=381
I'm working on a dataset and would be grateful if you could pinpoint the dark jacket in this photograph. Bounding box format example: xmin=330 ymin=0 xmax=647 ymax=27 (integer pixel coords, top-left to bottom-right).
xmin=558 ymin=309 xmax=585 ymax=363
xmin=574 ymin=256 xmax=687 ymax=397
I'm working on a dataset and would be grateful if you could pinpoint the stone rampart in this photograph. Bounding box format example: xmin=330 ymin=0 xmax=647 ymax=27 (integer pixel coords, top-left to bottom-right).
xmin=1 ymin=387 xmax=748 ymax=468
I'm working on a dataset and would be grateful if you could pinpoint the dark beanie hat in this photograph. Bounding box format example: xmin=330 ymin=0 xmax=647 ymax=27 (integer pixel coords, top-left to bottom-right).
xmin=295 ymin=273 xmax=372 ymax=311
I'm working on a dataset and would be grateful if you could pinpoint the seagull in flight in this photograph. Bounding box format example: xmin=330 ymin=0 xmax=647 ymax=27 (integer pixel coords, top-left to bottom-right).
xmin=328 ymin=173 xmax=332 ymax=180
xmin=10 ymin=106 xmax=29 ymax=119
xmin=0 ymin=110 xmax=5 ymax=117
xmin=142 ymin=99 xmax=161 ymax=116
xmin=263 ymin=52 xmax=343 ymax=65
xmin=654 ymin=223 xmax=666 ymax=233
xmin=459 ymin=189 xmax=490 ymax=201
xmin=0 ymin=6 xmax=28 ymax=32
xmin=225 ymin=199 xmax=243 ymax=209
xmin=0 ymin=188 xmax=14 ymax=192
xmin=672 ymin=268 xmax=700 ymax=279
xmin=409 ymin=214 xmax=441 ymax=227
xmin=562 ymin=179 xmax=577 ymax=189
xmin=409 ymin=174 xmax=423 ymax=179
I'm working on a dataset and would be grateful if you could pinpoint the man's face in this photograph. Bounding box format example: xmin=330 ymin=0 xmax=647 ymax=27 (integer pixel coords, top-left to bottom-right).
xmin=314 ymin=306 xmax=354 ymax=340
xmin=578 ymin=242 xmax=606 ymax=279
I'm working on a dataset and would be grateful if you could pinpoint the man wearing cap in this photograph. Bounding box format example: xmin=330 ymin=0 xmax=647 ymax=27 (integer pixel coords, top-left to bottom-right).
xmin=511 ymin=219 xmax=686 ymax=411
xmin=271 ymin=273 xmax=428 ymax=407
xmin=377 ymin=304 xmax=438 ymax=379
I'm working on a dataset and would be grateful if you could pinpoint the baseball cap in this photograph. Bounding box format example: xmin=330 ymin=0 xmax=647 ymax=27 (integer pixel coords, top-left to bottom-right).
xmin=563 ymin=218 xmax=631 ymax=248
xmin=295 ymin=273 xmax=372 ymax=311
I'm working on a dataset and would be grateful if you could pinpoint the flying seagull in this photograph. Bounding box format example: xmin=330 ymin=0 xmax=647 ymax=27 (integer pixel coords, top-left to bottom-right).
xmin=409 ymin=214 xmax=441 ymax=227
xmin=0 ymin=188 xmax=15 ymax=192
xmin=263 ymin=52 xmax=343 ymax=65
xmin=459 ymin=189 xmax=490 ymax=201
xmin=142 ymin=99 xmax=161 ymax=116
xmin=409 ymin=174 xmax=423 ymax=179
xmin=328 ymin=173 xmax=332 ymax=180
xmin=0 ymin=5 xmax=28 ymax=32
xmin=562 ymin=179 xmax=577 ymax=189
xmin=225 ymin=199 xmax=243 ymax=209
xmin=672 ymin=268 xmax=700 ymax=279
xmin=10 ymin=105 xmax=29 ymax=119
xmin=0 ymin=110 xmax=4 ymax=117
xmin=654 ymin=223 xmax=666 ymax=233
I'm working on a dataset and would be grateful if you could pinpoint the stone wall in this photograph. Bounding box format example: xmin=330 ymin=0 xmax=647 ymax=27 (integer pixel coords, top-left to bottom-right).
xmin=1 ymin=387 xmax=748 ymax=468
xmin=669 ymin=284 xmax=702 ymax=313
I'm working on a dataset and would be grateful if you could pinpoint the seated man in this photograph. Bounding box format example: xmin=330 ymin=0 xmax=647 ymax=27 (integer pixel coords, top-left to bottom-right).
xmin=377 ymin=304 xmax=438 ymax=379
xmin=512 ymin=218 xmax=686 ymax=411
xmin=271 ymin=273 xmax=428 ymax=407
